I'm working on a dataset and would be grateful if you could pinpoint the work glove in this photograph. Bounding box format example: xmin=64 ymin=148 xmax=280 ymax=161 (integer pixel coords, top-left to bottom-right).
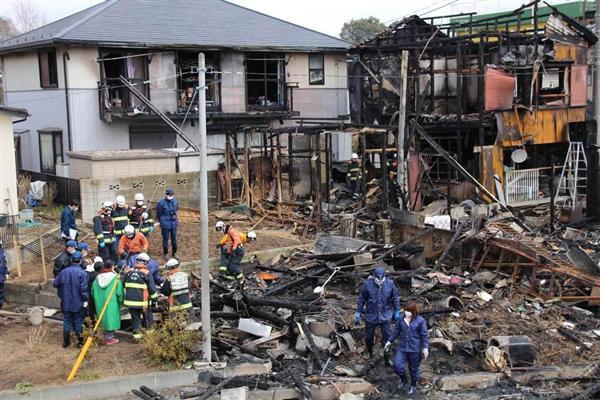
xmin=83 ymin=301 xmax=88 ymax=309
xmin=142 ymin=212 xmax=148 ymax=219
xmin=384 ymin=341 xmax=392 ymax=353
xmin=422 ymin=348 xmax=429 ymax=360
xmin=99 ymin=241 xmax=106 ymax=248
xmin=394 ymin=310 xmax=401 ymax=320
xmin=148 ymin=226 xmax=154 ymax=233
xmin=354 ymin=311 xmax=361 ymax=326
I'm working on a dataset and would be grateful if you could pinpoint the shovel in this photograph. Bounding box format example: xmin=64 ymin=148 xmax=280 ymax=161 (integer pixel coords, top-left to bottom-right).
xmin=314 ymin=267 xmax=341 ymax=294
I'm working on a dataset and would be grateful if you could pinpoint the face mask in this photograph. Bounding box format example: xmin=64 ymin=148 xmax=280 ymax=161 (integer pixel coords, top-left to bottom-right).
xmin=166 ymin=195 xmax=174 ymax=200
xmin=136 ymin=201 xmax=144 ymax=206
xmin=127 ymin=234 xmax=135 ymax=239
xmin=405 ymin=311 xmax=413 ymax=319
xmin=67 ymin=248 xmax=75 ymax=254
xmin=374 ymin=275 xmax=385 ymax=286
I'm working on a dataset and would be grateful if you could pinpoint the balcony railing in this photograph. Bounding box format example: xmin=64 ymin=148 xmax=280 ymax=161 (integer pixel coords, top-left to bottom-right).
xmin=505 ymin=168 xmax=540 ymax=205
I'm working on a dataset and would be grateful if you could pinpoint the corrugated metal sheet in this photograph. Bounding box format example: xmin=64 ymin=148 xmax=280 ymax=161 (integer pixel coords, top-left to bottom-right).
xmin=485 ymin=68 xmax=516 ymax=111
xmin=570 ymin=65 xmax=588 ymax=106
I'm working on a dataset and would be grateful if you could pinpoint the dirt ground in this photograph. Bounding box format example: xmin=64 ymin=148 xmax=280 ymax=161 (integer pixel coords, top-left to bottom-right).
xmin=0 ymin=318 xmax=158 ymax=391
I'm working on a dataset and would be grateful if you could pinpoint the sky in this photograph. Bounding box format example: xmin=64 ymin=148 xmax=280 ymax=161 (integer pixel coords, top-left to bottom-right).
xmin=0 ymin=0 xmax=589 ymax=38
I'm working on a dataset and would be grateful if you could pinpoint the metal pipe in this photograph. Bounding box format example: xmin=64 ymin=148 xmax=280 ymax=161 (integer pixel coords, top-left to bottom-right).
xmin=63 ymin=51 xmax=72 ymax=152
xmin=198 ymin=53 xmax=211 ymax=361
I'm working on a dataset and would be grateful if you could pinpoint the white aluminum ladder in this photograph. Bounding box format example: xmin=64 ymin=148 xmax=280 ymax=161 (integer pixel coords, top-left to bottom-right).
xmin=555 ymin=141 xmax=587 ymax=208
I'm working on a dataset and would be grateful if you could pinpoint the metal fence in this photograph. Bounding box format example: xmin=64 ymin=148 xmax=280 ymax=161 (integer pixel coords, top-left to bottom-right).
xmin=0 ymin=214 xmax=19 ymax=249
xmin=19 ymin=170 xmax=81 ymax=206
xmin=505 ymin=168 xmax=540 ymax=205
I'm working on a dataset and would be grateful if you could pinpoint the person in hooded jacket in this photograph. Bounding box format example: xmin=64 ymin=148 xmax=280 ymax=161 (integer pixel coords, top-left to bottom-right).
xmin=53 ymin=251 xmax=88 ymax=348
xmin=355 ymin=266 xmax=400 ymax=357
xmin=91 ymin=260 xmax=124 ymax=345
xmin=85 ymin=256 xmax=103 ymax=320
xmin=384 ymin=301 xmax=429 ymax=396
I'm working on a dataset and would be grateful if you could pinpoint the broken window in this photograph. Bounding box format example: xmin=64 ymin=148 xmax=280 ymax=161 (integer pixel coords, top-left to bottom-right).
xmin=309 ymin=53 xmax=325 ymax=85
xmin=536 ymin=64 xmax=568 ymax=107
xmin=38 ymin=49 xmax=58 ymax=88
xmin=177 ymin=51 xmax=220 ymax=112
xmin=38 ymin=129 xmax=63 ymax=174
xmin=246 ymin=53 xmax=285 ymax=109
xmin=99 ymin=49 xmax=149 ymax=114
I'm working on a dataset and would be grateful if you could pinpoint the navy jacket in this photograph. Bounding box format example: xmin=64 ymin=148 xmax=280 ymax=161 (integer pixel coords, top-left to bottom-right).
xmin=60 ymin=206 xmax=76 ymax=237
xmin=357 ymin=276 xmax=400 ymax=323
xmin=0 ymin=248 xmax=8 ymax=284
xmin=53 ymin=264 xmax=88 ymax=312
xmin=389 ymin=313 xmax=429 ymax=353
xmin=156 ymin=197 xmax=178 ymax=229
xmin=147 ymin=259 xmax=164 ymax=285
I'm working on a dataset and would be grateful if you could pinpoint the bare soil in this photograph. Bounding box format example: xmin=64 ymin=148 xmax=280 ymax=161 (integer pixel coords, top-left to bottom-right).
xmin=0 ymin=319 xmax=158 ymax=391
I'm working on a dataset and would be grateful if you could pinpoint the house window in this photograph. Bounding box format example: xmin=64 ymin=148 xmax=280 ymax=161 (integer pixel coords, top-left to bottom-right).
xmin=538 ymin=66 xmax=567 ymax=106
xmin=177 ymin=51 xmax=220 ymax=112
xmin=309 ymin=54 xmax=325 ymax=85
xmin=38 ymin=129 xmax=63 ymax=174
xmin=246 ymin=53 xmax=285 ymax=109
xmin=99 ymin=49 xmax=149 ymax=114
xmin=38 ymin=49 xmax=58 ymax=88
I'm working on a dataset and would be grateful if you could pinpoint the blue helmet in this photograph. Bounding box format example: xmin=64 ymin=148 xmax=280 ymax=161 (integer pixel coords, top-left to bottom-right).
xmin=71 ymin=251 xmax=83 ymax=262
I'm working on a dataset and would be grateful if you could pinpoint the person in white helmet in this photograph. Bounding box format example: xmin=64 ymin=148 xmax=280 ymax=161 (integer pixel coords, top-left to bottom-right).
xmin=93 ymin=201 xmax=118 ymax=262
xmin=112 ymin=195 xmax=129 ymax=243
xmin=347 ymin=153 xmax=362 ymax=200
xmin=117 ymin=224 xmax=149 ymax=265
xmin=215 ymin=221 xmax=244 ymax=282
xmin=160 ymin=258 xmax=192 ymax=316
xmin=129 ymin=193 xmax=154 ymax=236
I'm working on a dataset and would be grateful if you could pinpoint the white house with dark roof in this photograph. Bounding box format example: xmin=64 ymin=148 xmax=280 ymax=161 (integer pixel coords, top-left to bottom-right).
xmin=0 ymin=0 xmax=350 ymax=175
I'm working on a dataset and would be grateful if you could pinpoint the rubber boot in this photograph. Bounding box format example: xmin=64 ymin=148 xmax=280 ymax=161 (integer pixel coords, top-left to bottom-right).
xmin=162 ymin=248 xmax=169 ymax=261
xmin=407 ymin=384 xmax=417 ymax=396
xmin=76 ymin=335 xmax=84 ymax=348
xmin=62 ymin=332 xmax=71 ymax=348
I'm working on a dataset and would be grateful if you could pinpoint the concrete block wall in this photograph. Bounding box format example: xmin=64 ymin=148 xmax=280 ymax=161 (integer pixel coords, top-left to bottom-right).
xmin=70 ymin=157 xmax=176 ymax=180
xmin=80 ymin=170 xmax=218 ymax=223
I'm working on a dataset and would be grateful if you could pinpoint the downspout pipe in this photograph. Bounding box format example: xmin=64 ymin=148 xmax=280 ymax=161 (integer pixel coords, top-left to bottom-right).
xmin=63 ymin=51 xmax=73 ymax=152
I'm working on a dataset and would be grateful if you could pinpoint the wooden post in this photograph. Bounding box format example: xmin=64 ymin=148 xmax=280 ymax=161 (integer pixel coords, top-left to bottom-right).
xmin=360 ymin=132 xmax=367 ymax=206
xmin=40 ymin=236 xmax=48 ymax=281
xmin=276 ymin=133 xmax=283 ymax=204
xmin=225 ymin=133 xmax=233 ymax=201
xmin=244 ymin=131 xmax=251 ymax=207
xmin=288 ymin=130 xmax=294 ymax=200
xmin=397 ymin=50 xmax=409 ymax=209
xmin=12 ymin=236 xmax=22 ymax=278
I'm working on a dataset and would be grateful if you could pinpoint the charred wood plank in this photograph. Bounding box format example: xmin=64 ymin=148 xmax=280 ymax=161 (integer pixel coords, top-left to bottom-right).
xmin=245 ymin=295 xmax=321 ymax=312
xmin=265 ymin=276 xmax=316 ymax=296
xmin=179 ymin=376 xmax=235 ymax=399
xmin=208 ymin=376 xmax=271 ymax=390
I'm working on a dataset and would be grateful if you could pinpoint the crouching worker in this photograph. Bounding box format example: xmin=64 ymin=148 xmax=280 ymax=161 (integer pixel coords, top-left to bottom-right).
xmin=161 ymin=258 xmax=192 ymax=317
xmin=355 ymin=267 xmax=400 ymax=357
xmin=53 ymin=251 xmax=88 ymax=348
xmin=123 ymin=258 xmax=158 ymax=341
xmin=215 ymin=221 xmax=245 ymax=282
xmin=91 ymin=261 xmax=123 ymax=345
xmin=384 ymin=302 xmax=429 ymax=396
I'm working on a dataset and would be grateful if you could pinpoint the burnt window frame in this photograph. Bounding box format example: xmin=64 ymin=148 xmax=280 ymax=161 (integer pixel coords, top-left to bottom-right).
xmin=176 ymin=51 xmax=221 ymax=113
xmin=308 ymin=53 xmax=325 ymax=85
xmin=38 ymin=49 xmax=58 ymax=88
xmin=245 ymin=52 xmax=286 ymax=110
xmin=38 ymin=129 xmax=63 ymax=175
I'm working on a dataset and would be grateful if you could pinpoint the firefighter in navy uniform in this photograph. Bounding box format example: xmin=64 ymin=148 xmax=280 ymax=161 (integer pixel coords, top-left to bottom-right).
xmin=93 ymin=201 xmax=118 ymax=262
xmin=387 ymin=153 xmax=399 ymax=207
xmin=111 ymin=195 xmax=130 ymax=243
xmin=160 ymin=258 xmax=192 ymax=317
xmin=123 ymin=258 xmax=158 ymax=341
xmin=347 ymin=153 xmax=362 ymax=200
xmin=129 ymin=193 xmax=154 ymax=236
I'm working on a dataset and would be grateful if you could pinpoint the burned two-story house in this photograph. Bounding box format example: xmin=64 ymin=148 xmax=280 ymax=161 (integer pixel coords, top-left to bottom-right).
xmin=0 ymin=0 xmax=350 ymax=176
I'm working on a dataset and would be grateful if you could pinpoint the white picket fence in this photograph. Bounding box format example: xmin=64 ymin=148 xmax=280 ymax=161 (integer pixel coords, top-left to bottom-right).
xmin=505 ymin=168 xmax=540 ymax=205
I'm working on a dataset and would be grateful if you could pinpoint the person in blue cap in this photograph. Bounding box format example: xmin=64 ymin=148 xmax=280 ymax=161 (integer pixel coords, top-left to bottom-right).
xmin=156 ymin=188 xmax=179 ymax=260
xmin=53 ymin=240 xmax=78 ymax=278
xmin=0 ymin=240 xmax=8 ymax=309
xmin=53 ymin=251 xmax=88 ymax=348
xmin=60 ymin=199 xmax=79 ymax=242
xmin=355 ymin=266 xmax=400 ymax=357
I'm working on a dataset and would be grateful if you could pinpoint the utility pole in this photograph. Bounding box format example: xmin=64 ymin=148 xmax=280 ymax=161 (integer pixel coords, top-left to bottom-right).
xmin=592 ymin=0 xmax=600 ymax=217
xmin=397 ymin=50 xmax=409 ymax=209
xmin=198 ymin=53 xmax=211 ymax=361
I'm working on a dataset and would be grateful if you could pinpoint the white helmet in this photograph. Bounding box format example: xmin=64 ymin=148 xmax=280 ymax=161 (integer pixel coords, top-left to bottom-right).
xmin=165 ymin=258 xmax=180 ymax=270
xmin=351 ymin=153 xmax=359 ymax=160
xmin=116 ymin=195 xmax=126 ymax=207
xmin=134 ymin=193 xmax=144 ymax=202
xmin=136 ymin=252 xmax=149 ymax=263
xmin=215 ymin=221 xmax=225 ymax=232
xmin=124 ymin=224 xmax=135 ymax=236
xmin=102 ymin=200 xmax=113 ymax=210
xmin=247 ymin=231 xmax=257 ymax=241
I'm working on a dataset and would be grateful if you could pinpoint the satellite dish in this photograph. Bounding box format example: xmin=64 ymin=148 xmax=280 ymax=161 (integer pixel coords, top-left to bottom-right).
xmin=511 ymin=148 xmax=527 ymax=164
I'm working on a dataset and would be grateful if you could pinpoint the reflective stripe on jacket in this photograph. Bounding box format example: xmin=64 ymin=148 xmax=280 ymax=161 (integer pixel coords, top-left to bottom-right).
xmin=111 ymin=206 xmax=130 ymax=235
xmin=129 ymin=205 xmax=154 ymax=233
xmin=160 ymin=269 xmax=192 ymax=312
xmin=93 ymin=213 xmax=115 ymax=243
xmin=347 ymin=162 xmax=362 ymax=181
xmin=123 ymin=267 xmax=158 ymax=309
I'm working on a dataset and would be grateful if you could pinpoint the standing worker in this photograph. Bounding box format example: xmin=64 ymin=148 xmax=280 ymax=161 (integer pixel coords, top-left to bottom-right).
xmin=160 ymin=258 xmax=192 ymax=315
xmin=93 ymin=201 xmax=118 ymax=262
xmin=54 ymin=240 xmax=77 ymax=278
xmin=129 ymin=193 xmax=154 ymax=236
xmin=118 ymin=225 xmax=149 ymax=265
xmin=136 ymin=253 xmax=164 ymax=287
xmin=355 ymin=267 xmax=400 ymax=358
xmin=0 ymin=240 xmax=8 ymax=309
xmin=215 ymin=221 xmax=244 ymax=282
xmin=53 ymin=251 xmax=88 ymax=348
xmin=91 ymin=260 xmax=123 ymax=345
xmin=112 ymin=195 xmax=130 ymax=243
xmin=156 ymin=188 xmax=178 ymax=260
xmin=60 ymin=199 xmax=79 ymax=242
xmin=384 ymin=302 xmax=429 ymax=395
xmin=123 ymin=255 xmax=158 ymax=341
xmin=347 ymin=153 xmax=362 ymax=200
